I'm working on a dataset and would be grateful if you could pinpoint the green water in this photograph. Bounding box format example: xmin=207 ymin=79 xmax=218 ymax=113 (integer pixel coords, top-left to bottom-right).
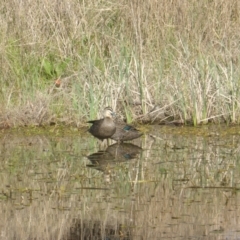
xmin=0 ymin=125 xmax=240 ymax=239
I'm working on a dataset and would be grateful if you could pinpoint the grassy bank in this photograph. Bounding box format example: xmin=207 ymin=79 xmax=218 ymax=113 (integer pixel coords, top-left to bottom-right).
xmin=1 ymin=0 xmax=240 ymax=127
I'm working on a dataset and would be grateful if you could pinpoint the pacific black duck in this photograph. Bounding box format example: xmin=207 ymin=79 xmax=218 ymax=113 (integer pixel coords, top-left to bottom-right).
xmin=111 ymin=118 xmax=143 ymax=142
xmin=87 ymin=107 xmax=116 ymax=141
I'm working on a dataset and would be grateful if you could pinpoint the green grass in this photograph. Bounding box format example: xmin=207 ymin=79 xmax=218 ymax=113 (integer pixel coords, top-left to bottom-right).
xmin=1 ymin=0 xmax=240 ymax=127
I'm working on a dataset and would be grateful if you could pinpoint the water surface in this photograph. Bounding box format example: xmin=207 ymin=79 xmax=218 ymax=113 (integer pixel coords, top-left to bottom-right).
xmin=0 ymin=125 xmax=240 ymax=239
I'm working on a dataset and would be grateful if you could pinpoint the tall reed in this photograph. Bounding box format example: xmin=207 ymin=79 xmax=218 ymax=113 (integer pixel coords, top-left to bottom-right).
xmin=0 ymin=0 xmax=240 ymax=126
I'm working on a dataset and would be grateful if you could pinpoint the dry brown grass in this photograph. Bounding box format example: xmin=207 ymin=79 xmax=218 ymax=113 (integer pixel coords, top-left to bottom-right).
xmin=1 ymin=0 xmax=240 ymax=126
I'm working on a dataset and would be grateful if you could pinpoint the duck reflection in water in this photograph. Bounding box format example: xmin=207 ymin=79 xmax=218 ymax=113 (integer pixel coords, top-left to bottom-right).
xmin=86 ymin=143 xmax=142 ymax=173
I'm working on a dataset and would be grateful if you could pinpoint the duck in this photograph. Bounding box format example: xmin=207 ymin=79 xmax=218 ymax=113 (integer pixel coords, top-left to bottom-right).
xmin=87 ymin=107 xmax=116 ymax=141
xmin=111 ymin=118 xmax=143 ymax=143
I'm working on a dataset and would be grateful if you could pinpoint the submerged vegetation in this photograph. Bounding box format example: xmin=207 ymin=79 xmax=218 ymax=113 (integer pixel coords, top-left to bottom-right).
xmin=1 ymin=0 xmax=240 ymax=127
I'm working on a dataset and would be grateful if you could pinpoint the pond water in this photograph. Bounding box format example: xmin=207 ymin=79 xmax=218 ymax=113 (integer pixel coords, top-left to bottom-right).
xmin=0 ymin=125 xmax=240 ymax=240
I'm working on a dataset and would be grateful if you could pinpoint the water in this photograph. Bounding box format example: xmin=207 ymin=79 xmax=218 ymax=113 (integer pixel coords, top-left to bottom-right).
xmin=0 ymin=125 xmax=240 ymax=239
